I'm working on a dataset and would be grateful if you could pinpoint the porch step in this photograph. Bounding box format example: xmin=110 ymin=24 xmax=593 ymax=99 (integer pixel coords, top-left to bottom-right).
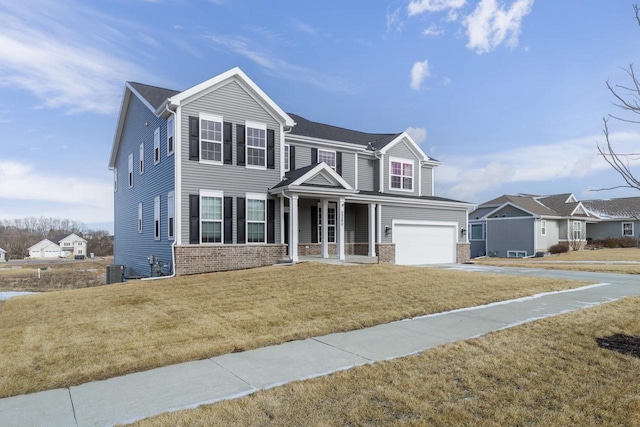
xmin=274 ymin=258 xmax=295 ymax=266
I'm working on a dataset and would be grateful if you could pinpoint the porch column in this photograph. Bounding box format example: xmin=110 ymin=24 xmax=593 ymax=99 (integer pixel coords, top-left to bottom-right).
xmin=377 ymin=204 xmax=382 ymax=243
xmin=338 ymin=197 xmax=346 ymax=261
xmin=321 ymin=199 xmax=329 ymax=258
xmin=368 ymin=203 xmax=376 ymax=257
xmin=290 ymin=194 xmax=299 ymax=262
xmin=279 ymin=196 xmax=285 ymax=248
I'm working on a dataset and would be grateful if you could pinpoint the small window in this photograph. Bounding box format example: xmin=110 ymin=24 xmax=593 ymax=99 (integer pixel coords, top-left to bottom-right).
xmin=390 ymin=158 xmax=413 ymax=191
xmin=318 ymin=202 xmax=337 ymax=243
xmin=138 ymin=203 xmax=143 ymax=233
xmin=167 ymin=116 xmax=174 ymax=156
xmin=246 ymin=122 xmax=266 ymax=168
xmin=114 ymin=168 xmax=118 ymax=192
xmin=200 ymin=114 xmax=223 ymax=163
xmin=507 ymin=250 xmax=527 ymax=258
xmin=201 ymin=191 xmax=223 ymax=243
xmin=154 ymin=128 xmax=160 ymax=164
xmin=139 ymin=143 xmax=144 ymax=174
xmin=470 ymin=224 xmax=484 ymax=240
xmin=284 ymin=144 xmax=290 ymax=172
xmin=622 ymin=222 xmax=634 ymax=237
xmin=318 ymin=149 xmax=336 ymax=169
xmin=541 ymin=220 xmax=546 ymax=236
xmin=154 ymin=196 xmax=160 ymax=240
xmin=167 ymin=191 xmax=175 ymax=240
xmin=247 ymin=195 xmax=266 ymax=243
xmin=572 ymin=221 xmax=582 ymax=240
xmin=128 ymin=154 xmax=133 ymax=188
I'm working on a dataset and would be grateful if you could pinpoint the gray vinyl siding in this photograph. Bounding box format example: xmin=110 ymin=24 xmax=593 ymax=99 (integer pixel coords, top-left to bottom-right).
xmin=383 ymin=140 xmax=421 ymax=196
xmin=291 ymin=144 xmax=312 ymax=168
xmin=490 ymin=205 xmax=532 ymax=218
xmin=558 ymin=220 xmax=568 ymax=240
xmin=357 ymin=156 xmax=378 ymax=192
xmin=179 ymin=80 xmax=282 ymax=244
xmin=486 ymin=218 xmax=534 ymax=257
xmin=114 ymin=94 xmax=174 ymax=277
xmin=420 ymin=166 xmax=433 ymax=196
xmin=341 ymin=151 xmax=356 ymax=188
xmin=380 ymin=205 xmax=467 ymax=244
xmin=587 ymin=221 xmax=640 ymax=240
xmin=536 ymin=219 xmax=561 ymax=251
xmin=345 ymin=204 xmax=369 ymax=243
xmin=298 ymin=198 xmax=318 ymax=244
xmin=307 ymin=174 xmax=333 ymax=186
xmin=470 ymin=240 xmax=486 ymax=258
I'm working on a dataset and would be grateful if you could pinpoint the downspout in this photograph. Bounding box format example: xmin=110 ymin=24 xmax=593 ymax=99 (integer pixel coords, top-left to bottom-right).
xmin=143 ymin=100 xmax=178 ymax=281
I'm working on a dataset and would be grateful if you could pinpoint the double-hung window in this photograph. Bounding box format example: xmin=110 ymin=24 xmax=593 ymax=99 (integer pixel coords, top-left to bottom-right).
xmin=139 ymin=143 xmax=144 ymax=174
xmin=284 ymin=144 xmax=290 ymax=172
xmin=541 ymin=220 xmax=546 ymax=236
xmin=623 ymin=222 xmax=634 ymax=237
xmin=200 ymin=191 xmax=223 ymax=243
xmin=154 ymin=128 xmax=160 ymax=165
xmin=572 ymin=221 xmax=582 ymax=240
xmin=138 ymin=203 xmax=143 ymax=233
xmin=154 ymin=196 xmax=160 ymax=240
xmin=247 ymin=194 xmax=266 ymax=243
xmin=128 ymin=154 xmax=133 ymax=188
xmin=318 ymin=202 xmax=337 ymax=243
xmin=200 ymin=114 xmax=223 ymax=163
xmin=470 ymin=224 xmax=484 ymax=240
xmin=390 ymin=158 xmax=413 ymax=191
xmin=167 ymin=116 xmax=174 ymax=156
xmin=318 ymin=149 xmax=336 ymax=169
xmin=246 ymin=122 xmax=266 ymax=168
xmin=167 ymin=191 xmax=175 ymax=240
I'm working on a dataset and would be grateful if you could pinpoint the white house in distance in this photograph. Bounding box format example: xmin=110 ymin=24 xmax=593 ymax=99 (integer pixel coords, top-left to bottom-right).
xmin=27 ymin=234 xmax=88 ymax=259
xmin=0 ymin=247 xmax=7 ymax=261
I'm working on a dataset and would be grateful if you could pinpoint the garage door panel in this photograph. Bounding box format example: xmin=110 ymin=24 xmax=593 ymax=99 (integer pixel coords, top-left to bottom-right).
xmin=393 ymin=223 xmax=456 ymax=265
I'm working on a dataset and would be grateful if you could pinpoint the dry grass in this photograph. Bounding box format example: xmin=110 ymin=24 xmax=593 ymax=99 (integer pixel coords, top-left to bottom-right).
xmin=0 ymin=257 xmax=112 ymax=291
xmin=474 ymin=248 xmax=640 ymax=274
xmin=0 ymin=263 xmax=587 ymax=398
xmin=133 ymin=296 xmax=640 ymax=427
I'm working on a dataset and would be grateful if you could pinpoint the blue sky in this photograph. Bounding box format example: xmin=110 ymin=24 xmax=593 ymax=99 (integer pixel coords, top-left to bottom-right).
xmin=1 ymin=0 xmax=639 ymax=233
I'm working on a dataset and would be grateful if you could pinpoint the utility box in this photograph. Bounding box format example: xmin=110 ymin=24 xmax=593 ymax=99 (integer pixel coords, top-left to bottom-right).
xmin=106 ymin=264 xmax=125 ymax=284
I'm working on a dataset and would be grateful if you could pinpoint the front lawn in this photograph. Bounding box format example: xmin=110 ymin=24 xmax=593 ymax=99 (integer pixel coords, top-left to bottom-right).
xmin=133 ymin=296 xmax=640 ymax=427
xmin=0 ymin=263 xmax=587 ymax=398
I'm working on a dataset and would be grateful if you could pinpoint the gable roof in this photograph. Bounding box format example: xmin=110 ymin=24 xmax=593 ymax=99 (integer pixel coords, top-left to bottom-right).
xmin=128 ymin=82 xmax=180 ymax=111
xmin=536 ymin=193 xmax=587 ymax=217
xmin=270 ymin=163 xmax=355 ymax=192
xmin=27 ymin=239 xmax=61 ymax=252
xmin=582 ymin=197 xmax=640 ymax=220
xmin=59 ymin=233 xmax=87 ymax=243
xmin=470 ymin=193 xmax=590 ymax=219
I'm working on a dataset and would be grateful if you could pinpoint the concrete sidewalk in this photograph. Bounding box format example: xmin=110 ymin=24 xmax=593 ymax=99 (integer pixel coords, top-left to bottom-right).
xmin=2 ymin=268 xmax=639 ymax=427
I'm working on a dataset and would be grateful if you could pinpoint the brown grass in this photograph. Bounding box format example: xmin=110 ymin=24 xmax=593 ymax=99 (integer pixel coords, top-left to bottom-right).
xmin=0 ymin=263 xmax=588 ymax=398
xmin=133 ymin=296 xmax=640 ymax=427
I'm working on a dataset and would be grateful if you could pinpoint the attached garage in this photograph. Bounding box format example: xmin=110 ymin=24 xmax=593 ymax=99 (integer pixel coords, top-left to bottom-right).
xmin=392 ymin=220 xmax=458 ymax=265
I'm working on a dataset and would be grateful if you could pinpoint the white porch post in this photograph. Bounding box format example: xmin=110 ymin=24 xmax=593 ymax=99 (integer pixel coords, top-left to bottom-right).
xmin=377 ymin=204 xmax=382 ymax=244
xmin=321 ymin=199 xmax=329 ymax=258
xmin=338 ymin=197 xmax=346 ymax=261
xmin=290 ymin=194 xmax=299 ymax=262
xmin=368 ymin=203 xmax=376 ymax=257
xmin=279 ymin=196 xmax=285 ymax=246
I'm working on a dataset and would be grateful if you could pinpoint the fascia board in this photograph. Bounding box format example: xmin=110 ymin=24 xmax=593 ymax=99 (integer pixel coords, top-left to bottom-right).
xmin=485 ymin=202 xmax=540 ymax=218
xmin=108 ymin=87 xmax=132 ymax=169
xmin=285 ymin=134 xmax=369 ymax=152
xmin=378 ymin=132 xmax=428 ymax=161
xmin=289 ymin=163 xmax=355 ymax=190
xmin=345 ymin=194 xmax=474 ymax=210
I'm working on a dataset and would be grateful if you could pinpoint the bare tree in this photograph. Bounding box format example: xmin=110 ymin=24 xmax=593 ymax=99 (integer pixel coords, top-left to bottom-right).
xmin=597 ymin=5 xmax=640 ymax=191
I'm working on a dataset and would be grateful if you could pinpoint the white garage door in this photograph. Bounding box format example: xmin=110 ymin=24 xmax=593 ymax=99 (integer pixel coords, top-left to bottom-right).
xmin=393 ymin=222 xmax=457 ymax=265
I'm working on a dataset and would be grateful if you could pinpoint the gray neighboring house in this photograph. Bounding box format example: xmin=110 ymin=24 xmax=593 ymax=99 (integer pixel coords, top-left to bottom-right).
xmin=108 ymin=67 xmax=473 ymax=277
xmin=469 ymin=193 xmax=591 ymax=258
xmin=582 ymin=197 xmax=640 ymax=241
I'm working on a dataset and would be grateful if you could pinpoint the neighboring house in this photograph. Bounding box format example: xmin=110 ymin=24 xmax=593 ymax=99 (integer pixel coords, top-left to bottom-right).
xmin=469 ymin=193 xmax=591 ymax=258
xmin=0 ymin=247 xmax=6 ymax=261
xmin=28 ymin=234 xmax=88 ymax=259
xmin=108 ymin=67 xmax=473 ymax=277
xmin=582 ymin=197 xmax=640 ymax=241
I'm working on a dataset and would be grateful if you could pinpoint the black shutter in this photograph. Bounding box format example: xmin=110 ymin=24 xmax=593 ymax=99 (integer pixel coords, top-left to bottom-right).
xmin=336 ymin=151 xmax=342 ymax=176
xmin=267 ymin=129 xmax=275 ymax=169
xmin=289 ymin=145 xmax=296 ymax=170
xmin=223 ymin=122 xmax=233 ymax=165
xmin=236 ymin=124 xmax=245 ymax=166
xmin=224 ymin=197 xmax=233 ymax=244
xmin=189 ymin=116 xmax=199 ymax=161
xmin=267 ymin=199 xmax=275 ymax=243
xmin=189 ymin=194 xmax=199 ymax=244
xmin=237 ymin=197 xmax=246 ymax=244
xmin=311 ymin=206 xmax=318 ymax=243
xmin=311 ymin=148 xmax=318 ymax=164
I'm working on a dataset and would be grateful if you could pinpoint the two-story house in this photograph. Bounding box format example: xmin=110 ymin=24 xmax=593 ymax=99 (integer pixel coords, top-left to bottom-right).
xmin=109 ymin=68 xmax=472 ymax=277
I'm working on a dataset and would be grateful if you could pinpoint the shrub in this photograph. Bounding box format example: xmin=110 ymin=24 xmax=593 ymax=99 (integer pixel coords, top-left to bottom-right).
xmin=548 ymin=243 xmax=569 ymax=254
xmin=590 ymin=237 xmax=638 ymax=249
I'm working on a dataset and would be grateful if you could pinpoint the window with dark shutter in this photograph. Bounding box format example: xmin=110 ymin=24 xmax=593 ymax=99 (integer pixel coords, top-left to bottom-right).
xmin=189 ymin=116 xmax=199 ymax=161
xmin=223 ymin=122 xmax=232 ymax=165
xmin=237 ymin=197 xmax=246 ymax=243
xmin=236 ymin=124 xmax=245 ymax=166
xmin=289 ymin=145 xmax=296 ymax=170
xmin=336 ymin=151 xmax=342 ymax=176
xmin=224 ymin=197 xmax=233 ymax=243
xmin=267 ymin=129 xmax=275 ymax=169
xmin=267 ymin=199 xmax=275 ymax=243
xmin=189 ymin=194 xmax=199 ymax=244
xmin=311 ymin=148 xmax=318 ymax=164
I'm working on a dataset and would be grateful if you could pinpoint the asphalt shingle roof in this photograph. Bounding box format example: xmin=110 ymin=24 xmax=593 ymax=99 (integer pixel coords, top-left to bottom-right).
xmin=470 ymin=193 xmax=591 ymax=218
xmin=129 ymin=82 xmax=180 ymax=111
xmin=582 ymin=197 xmax=640 ymax=219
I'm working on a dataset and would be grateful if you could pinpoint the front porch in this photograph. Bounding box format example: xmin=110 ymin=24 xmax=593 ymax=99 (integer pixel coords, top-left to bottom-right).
xmin=299 ymin=254 xmax=379 ymax=265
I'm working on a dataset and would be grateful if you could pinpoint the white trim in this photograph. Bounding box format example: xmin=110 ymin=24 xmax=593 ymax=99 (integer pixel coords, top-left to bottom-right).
xmin=139 ymin=143 xmax=144 ymax=175
xmin=378 ymin=133 xmax=430 ymax=162
xmin=354 ymin=152 xmax=359 ymax=189
xmin=283 ymin=144 xmax=290 ymax=172
xmin=317 ymin=148 xmax=337 ymax=170
xmin=507 ymin=250 xmax=527 ymax=258
xmin=541 ymin=219 xmax=547 ymax=236
xmin=245 ymin=121 xmax=267 ymax=169
xmin=167 ymin=191 xmax=175 ymax=240
xmin=470 ymin=223 xmax=485 ymax=241
xmin=287 ymin=163 xmax=355 ymax=191
xmin=154 ymin=196 xmax=160 ymax=241
xmin=174 ymin=105 xmax=182 ymax=244
xmin=128 ymin=153 xmax=133 ymax=188
xmin=418 ymin=164 xmax=422 ymax=196
xmin=199 ymin=113 xmax=224 ymax=165
xmin=622 ymin=221 xmax=634 ymax=237
xmin=114 ymin=167 xmax=118 ymax=192
xmin=388 ymin=156 xmax=415 ymax=192
xmin=138 ymin=203 xmax=143 ymax=234
xmin=167 ymin=115 xmax=175 ymax=156
xmin=246 ymin=193 xmax=267 ymax=244
xmin=486 ymin=216 xmax=534 ymax=221
xmin=379 ymin=154 xmax=384 ymax=193
xmin=484 ymin=202 xmax=538 ymax=219
xmin=154 ymin=127 xmax=161 ymax=165
xmin=431 ymin=168 xmax=434 ymax=197
xmin=199 ymin=190 xmax=224 ymax=244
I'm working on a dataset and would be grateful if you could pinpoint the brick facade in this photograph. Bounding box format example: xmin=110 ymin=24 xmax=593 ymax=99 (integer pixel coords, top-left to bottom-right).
xmin=175 ymin=244 xmax=287 ymax=275
xmin=456 ymin=242 xmax=470 ymax=264
xmin=297 ymin=243 xmax=371 ymax=256
xmin=376 ymin=243 xmax=395 ymax=264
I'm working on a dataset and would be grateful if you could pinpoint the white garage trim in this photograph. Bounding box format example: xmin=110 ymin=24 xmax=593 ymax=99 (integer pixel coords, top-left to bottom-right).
xmin=392 ymin=220 xmax=458 ymax=265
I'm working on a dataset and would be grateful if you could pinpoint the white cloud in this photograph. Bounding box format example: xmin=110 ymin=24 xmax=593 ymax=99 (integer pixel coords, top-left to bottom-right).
xmin=422 ymin=24 xmax=445 ymax=36
xmin=386 ymin=7 xmax=404 ymax=32
xmin=443 ymin=76 xmax=452 ymax=85
xmin=406 ymin=127 xmax=428 ymax=144
xmin=410 ymin=60 xmax=431 ymax=90
xmin=0 ymin=160 xmax=113 ymax=223
xmin=408 ymin=0 xmax=466 ymax=16
xmin=436 ymin=131 xmax=640 ymax=201
xmin=463 ymin=0 xmax=534 ymax=54
xmin=290 ymin=19 xmax=327 ymax=38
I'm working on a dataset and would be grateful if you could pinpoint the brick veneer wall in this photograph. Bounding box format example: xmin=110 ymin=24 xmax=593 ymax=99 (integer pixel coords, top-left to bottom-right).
xmin=298 ymin=243 xmax=371 ymax=256
xmin=457 ymin=242 xmax=470 ymax=264
xmin=376 ymin=243 xmax=395 ymax=264
xmin=175 ymin=244 xmax=287 ymax=275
